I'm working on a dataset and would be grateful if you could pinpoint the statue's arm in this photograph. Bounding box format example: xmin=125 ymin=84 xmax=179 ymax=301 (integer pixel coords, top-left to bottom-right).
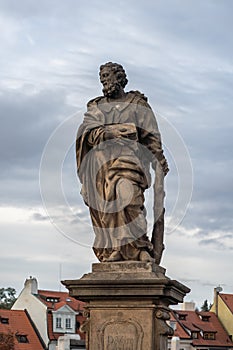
xmin=82 ymin=99 xmax=106 ymax=147
xmin=84 ymin=97 xmax=138 ymax=146
xmin=86 ymin=127 xmax=105 ymax=146
xmin=87 ymin=124 xmax=136 ymax=146
xmin=138 ymin=103 xmax=169 ymax=175
xmin=148 ymin=138 xmax=169 ymax=176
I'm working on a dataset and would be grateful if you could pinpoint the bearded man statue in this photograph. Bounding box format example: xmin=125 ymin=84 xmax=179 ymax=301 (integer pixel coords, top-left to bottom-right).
xmin=76 ymin=62 xmax=168 ymax=263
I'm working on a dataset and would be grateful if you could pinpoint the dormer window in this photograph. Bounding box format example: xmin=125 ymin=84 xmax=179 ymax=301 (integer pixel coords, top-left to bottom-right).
xmin=201 ymin=315 xmax=210 ymax=322
xmin=0 ymin=317 xmax=9 ymax=324
xmin=192 ymin=331 xmax=198 ymax=339
xmin=203 ymin=332 xmax=216 ymax=340
xmin=178 ymin=314 xmax=187 ymax=321
xmin=46 ymin=297 xmax=60 ymax=303
xmin=52 ymin=305 xmax=76 ymax=334
xmin=16 ymin=334 xmax=29 ymax=343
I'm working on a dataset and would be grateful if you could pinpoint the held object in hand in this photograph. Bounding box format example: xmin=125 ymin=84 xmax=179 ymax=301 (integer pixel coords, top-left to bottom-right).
xmin=104 ymin=123 xmax=138 ymax=141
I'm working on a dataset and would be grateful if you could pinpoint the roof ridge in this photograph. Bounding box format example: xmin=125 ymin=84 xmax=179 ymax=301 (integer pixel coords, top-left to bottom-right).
xmin=220 ymin=293 xmax=233 ymax=296
xmin=38 ymin=289 xmax=68 ymax=294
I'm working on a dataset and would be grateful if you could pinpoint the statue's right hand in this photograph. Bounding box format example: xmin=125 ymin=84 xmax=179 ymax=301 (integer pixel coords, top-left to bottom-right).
xmin=104 ymin=127 xmax=122 ymax=140
xmin=104 ymin=123 xmax=138 ymax=141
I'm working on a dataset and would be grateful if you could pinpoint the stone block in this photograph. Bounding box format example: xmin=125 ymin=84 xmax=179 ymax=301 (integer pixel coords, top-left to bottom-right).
xmin=63 ymin=262 xmax=190 ymax=350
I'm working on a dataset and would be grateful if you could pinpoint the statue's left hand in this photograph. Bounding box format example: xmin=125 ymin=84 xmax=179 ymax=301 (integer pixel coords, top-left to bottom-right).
xmin=160 ymin=158 xmax=169 ymax=176
xmin=153 ymin=158 xmax=169 ymax=176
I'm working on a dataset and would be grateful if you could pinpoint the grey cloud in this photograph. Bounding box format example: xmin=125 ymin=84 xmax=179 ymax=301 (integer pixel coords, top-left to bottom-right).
xmin=0 ymin=87 xmax=76 ymax=205
xmin=31 ymin=212 xmax=49 ymax=221
xmin=178 ymin=278 xmax=217 ymax=289
xmin=0 ymin=0 xmax=232 ymax=305
xmin=196 ymin=229 xmax=233 ymax=251
xmin=0 ymin=0 xmax=79 ymax=19
xmin=140 ymin=0 xmax=233 ymax=59
xmin=0 ymin=88 xmax=73 ymax=164
xmin=199 ymin=238 xmax=226 ymax=249
xmin=178 ymin=278 xmax=200 ymax=283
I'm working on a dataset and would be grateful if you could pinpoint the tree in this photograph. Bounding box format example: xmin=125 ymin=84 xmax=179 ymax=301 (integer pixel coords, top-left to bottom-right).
xmin=0 ymin=331 xmax=14 ymax=350
xmin=0 ymin=288 xmax=17 ymax=309
xmin=200 ymin=299 xmax=212 ymax=312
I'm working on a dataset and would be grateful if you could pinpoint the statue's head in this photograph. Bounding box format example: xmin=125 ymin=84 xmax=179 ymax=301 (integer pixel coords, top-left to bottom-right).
xmin=99 ymin=62 xmax=128 ymax=97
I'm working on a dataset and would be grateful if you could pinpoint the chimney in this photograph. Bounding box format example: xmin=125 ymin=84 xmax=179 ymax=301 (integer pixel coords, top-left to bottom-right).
xmin=24 ymin=276 xmax=38 ymax=295
xmin=171 ymin=337 xmax=180 ymax=350
xmin=182 ymin=301 xmax=195 ymax=311
xmin=57 ymin=334 xmax=81 ymax=350
xmin=214 ymin=286 xmax=223 ymax=316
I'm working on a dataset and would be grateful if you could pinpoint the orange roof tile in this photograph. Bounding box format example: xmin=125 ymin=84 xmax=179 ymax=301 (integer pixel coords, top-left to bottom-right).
xmin=171 ymin=310 xmax=233 ymax=347
xmin=169 ymin=312 xmax=190 ymax=339
xmin=37 ymin=290 xmax=84 ymax=312
xmin=220 ymin=293 xmax=233 ymax=314
xmin=0 ymin=309 xmax=44 ymax=350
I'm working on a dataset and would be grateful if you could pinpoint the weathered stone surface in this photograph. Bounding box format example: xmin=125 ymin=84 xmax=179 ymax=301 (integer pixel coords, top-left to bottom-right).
xmin=92 ymin=261 xmax=166 ymax=274
xmin=63 ymin=262 xmax=190 ymax=350
xmin=76 ymin=62 xmax=169 ymax=264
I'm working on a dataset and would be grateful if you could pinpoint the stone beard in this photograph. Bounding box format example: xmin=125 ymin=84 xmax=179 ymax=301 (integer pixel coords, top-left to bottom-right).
xmin=102 ymin=79 xmax=122 ymax=97
xmin=76 ymin=62 xmax=168 ymax=263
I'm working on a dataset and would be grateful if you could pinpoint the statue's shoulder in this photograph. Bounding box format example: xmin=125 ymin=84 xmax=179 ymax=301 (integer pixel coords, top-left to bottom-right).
xmin=128 ymin=90 xmax=149 ymax=105
xmin=87 ymin=95 xmax=104 ymax=107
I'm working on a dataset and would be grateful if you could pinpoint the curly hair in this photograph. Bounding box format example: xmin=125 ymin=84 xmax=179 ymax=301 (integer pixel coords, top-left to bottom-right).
xmin=99 ymin=62 xmax=128 ymax=88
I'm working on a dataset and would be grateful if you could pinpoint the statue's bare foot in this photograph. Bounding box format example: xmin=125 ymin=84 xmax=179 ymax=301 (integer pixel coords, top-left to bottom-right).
xmin=103 ymin=251 xmax=122 ymax=262
xmin=139 ymin=250 xmax=155 ymax=262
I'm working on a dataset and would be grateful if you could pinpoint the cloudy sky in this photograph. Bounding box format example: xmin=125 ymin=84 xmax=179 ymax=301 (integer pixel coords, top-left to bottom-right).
xmin=1 ymin=0 xmax=233 ymax=308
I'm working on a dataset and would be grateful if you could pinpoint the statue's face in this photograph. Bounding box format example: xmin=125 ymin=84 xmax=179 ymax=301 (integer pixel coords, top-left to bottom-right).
xmin=100 ymin=67 xmax=122 ymax=97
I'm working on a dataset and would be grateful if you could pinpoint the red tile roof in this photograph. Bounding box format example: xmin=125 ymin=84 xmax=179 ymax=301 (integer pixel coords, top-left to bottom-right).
xmin=37 ymin=290 xmax=84 ymax=312
xmin=36 ymin=290 xmax=85 ymax=341
xmin=0 ymin=309 xmax=44 ymax=350
xmin=171 ymin=310 xmax=233 ymax=348
xmin=220 ymin=293 xmax=233 ymax=314
xmin=169 ymin=312 xmax=190 ymax=339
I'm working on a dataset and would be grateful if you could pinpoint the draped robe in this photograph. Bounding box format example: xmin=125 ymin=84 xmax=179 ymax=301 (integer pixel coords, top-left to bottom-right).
xmin=76 ymin=91 xmax=165 ymax=262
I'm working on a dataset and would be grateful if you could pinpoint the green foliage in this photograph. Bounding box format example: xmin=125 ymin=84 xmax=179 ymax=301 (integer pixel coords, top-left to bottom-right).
xmin=0 ymin=331 xmax=14 ymax=350
xmin=201 ymin=299 xmax=211 ymax=312
xmin=0 ymin=288 xmax=17 ymax=310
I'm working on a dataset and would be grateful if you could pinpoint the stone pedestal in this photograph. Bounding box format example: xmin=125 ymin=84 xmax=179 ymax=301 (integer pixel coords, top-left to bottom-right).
xmin=62 ymin=262 xmax=190 ymax=350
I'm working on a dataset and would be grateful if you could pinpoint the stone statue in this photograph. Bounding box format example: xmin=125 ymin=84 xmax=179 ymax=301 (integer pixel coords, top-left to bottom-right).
xmin=76 ymin=62 xmax=168 ymax=263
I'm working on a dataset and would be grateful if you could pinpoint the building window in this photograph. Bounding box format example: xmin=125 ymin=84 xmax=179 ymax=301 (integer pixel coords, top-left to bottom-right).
xmin=201 ymin=316 xmax=210 ymax=322
xmin=178 ymin=314 xmax=187 ymax=321
xmin=16 ymin=334 xmax=29 ymax=343
xmin=46 ymin=297 xmax=59 ymax=303
xmin=65 ymin=318 xmax=72 ymax=329
xmin=56 ymin=317 xmax=62 ymax=329
xmin=203 ymin=332 xmax=216 ymax=340
xmin=192 ymin=332 xmax=198 ymax=339
xmin=0 ymin=318 xmax=9 ymax=324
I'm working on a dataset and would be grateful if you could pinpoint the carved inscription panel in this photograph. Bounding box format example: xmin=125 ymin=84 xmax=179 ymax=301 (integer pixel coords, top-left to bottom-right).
xmin=98 ymin=319 xmax=143 ymax=350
